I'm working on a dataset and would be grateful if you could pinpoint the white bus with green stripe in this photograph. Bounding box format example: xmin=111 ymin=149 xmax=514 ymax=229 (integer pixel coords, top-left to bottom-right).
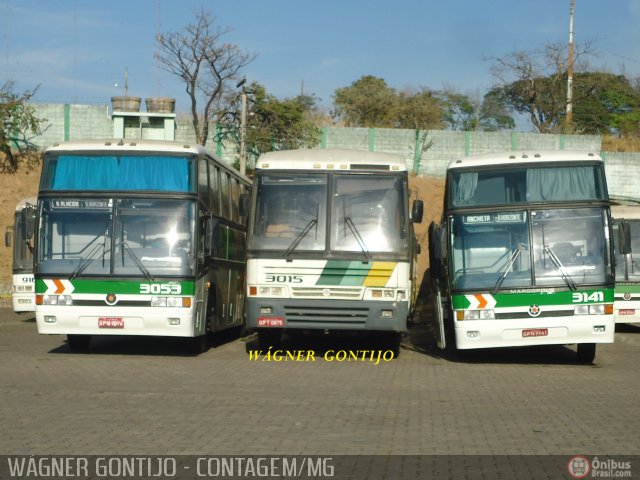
xmin=611 ymin=204 xmax=640 ymax=324
xmin=246 ymin=149 xmax=424 ymax=354
xmin=429 ymin=151 xmax=615 ymax=363
xmin=34 ymin=140 xmax=251 ymax=352
xmin=5 ymin=197 xmax=37 ymax=313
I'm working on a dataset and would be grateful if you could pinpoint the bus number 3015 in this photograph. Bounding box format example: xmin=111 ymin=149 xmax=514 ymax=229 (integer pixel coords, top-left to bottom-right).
xmin=140 ymin=284 xmax=182 ymax=295
xmin=572 ymin=291 xmax=604 ymax=303
xmin=265 ymin=275 xmax=303 ymax=284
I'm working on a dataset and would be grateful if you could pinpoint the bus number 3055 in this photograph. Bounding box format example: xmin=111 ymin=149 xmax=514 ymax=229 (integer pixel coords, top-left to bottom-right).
xmin=140 ymin=283 xmax=182 ymax=295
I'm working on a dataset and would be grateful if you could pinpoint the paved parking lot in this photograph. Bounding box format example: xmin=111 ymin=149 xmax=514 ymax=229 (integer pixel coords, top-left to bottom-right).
xmin=0 ymin=303 xmax=639 ymax=478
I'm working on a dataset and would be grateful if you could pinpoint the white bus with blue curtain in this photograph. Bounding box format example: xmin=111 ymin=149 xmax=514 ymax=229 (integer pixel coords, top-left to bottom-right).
xmin=34 ymin=140 xmax=251 ymax=352
xmin=429 ymin=151 xmax=615 ymax=363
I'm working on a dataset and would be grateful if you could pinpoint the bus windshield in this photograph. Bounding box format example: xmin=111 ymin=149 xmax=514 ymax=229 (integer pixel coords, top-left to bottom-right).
xmin=249 ymin=173 xmax=407 ymax=254
xmin=449 ymin=163 xmax=607 ymax=208
xmin=451 ymin=207 xmax=612 ymax=291
xmin=38 ymin=198 xmax=196 ymax=277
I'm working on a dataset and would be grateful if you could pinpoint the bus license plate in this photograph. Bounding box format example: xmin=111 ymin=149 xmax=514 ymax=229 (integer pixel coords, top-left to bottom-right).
xmin=619 ymin=309 xmax=635 ymax=315
xmin=522 ymin=328 xmax=548 ymax=338
xmin=257 ymin=317 xmax=285 ymax=327
xmin=98 ymin=317 xmax=125 ymax=328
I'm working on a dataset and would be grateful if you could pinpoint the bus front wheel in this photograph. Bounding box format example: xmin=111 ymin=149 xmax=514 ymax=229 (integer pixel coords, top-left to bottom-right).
xmin=577 ymin=343 xmax=596 ymax=363
xmin=67 ymin=334 xmax=91 ymax=352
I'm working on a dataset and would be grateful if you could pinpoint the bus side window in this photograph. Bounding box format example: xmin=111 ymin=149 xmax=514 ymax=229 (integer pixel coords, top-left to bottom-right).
xmin=198 ymin=158 xmax=209 ymax=209
xmin=209 ymin=164 xmax=220 ymax=216
xmin=230 ymin=178 xmax=239 ymax=223
xmin=220 ymin=172 xmax=230 ymax=220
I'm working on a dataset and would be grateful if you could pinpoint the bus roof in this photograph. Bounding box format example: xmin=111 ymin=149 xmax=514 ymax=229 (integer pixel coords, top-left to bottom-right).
xmin=611 ymin=204 xmax=640 ymax=220
xmin=447 ymin=150 xmax=603 ymax=170
xmin=255 ymin=148 xmax=407 ymax=172
xmin=45 ymin=139 xmax=209 ymax=156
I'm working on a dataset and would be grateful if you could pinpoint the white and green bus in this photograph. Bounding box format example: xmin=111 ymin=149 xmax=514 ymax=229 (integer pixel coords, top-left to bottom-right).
xmin=34 ymin=140 xmax=251 ymax=352
xmin=429 ymin=151 xmax=615 ymax=363
xmin=611 ymin=204 xmax=640 ymax=324
xmin=246 ymin=149 xmax=424 ymax=355
xmin=5 ymin=197 xmax=37 ymax=313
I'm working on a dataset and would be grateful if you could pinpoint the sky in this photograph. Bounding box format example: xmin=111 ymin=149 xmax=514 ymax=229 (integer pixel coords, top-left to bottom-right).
xmin=2 ymin=0 xmax=640 ymax=125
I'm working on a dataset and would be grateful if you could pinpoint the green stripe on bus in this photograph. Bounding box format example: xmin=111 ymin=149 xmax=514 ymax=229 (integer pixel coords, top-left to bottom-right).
xmin=615 ymin=284 xmax=640 ymax=294
xmin=452 ymin=289 xmax=614 ymax=310
xmin=316 ymin=260 xmax=371 ymax=286
xmin=35 ymin=279 xmax=195 ymax=295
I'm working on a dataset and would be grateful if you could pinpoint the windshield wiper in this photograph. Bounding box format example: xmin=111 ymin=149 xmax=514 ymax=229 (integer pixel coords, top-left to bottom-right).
xmin=284 ymin=219 xmax=317 ymax=260
xmin=121 ymin=240 xmax=154 ymax=281
xmin=492 ymin=244 xmax=524 ymax=294
xmin=344 ymin=217 xmax=371 ymax=260
xmin=70 ymin=242 xmax=107 ymax=280
xmin=544 ymin=245 xmax=577 ymax=291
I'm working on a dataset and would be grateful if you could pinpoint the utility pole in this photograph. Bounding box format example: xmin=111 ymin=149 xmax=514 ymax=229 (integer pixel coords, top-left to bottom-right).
xmin=566 ymin=0 xmax=575 ymax=130
xmin=237 ymin=77 xmax=247 ymax=176
xmin=240 ymin=90 xmax=247 ymax=176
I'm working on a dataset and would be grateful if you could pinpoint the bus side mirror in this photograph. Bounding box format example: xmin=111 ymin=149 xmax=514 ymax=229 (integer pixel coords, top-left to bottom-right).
xmin=23 ymin=208 xmax=36 ymax=239
xmin=412 ymin=200 xmax=424 ymax=224
xmin=5 ymin=227 xmax=12 ymax=248
xmin=619 ymin=222 xmax=632 ymax=254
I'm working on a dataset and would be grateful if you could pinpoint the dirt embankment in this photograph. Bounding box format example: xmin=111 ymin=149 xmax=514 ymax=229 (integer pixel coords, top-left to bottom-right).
xmin=0 ymin=168 xmax=445 ymax=293
xmin=0 ymin=166 xmax=41 ymax=293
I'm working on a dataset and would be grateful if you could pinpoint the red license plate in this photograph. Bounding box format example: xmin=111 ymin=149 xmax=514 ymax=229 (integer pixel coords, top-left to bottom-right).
xmin=98 ymin=317 xmax=125 ymax=328
xmin=257 ymin=317 xmax=285 ymax=327
xmin=522 ymin=328 xmax=548 ymax=338
xmin=619 ymin=309 xmax=635 ymax=315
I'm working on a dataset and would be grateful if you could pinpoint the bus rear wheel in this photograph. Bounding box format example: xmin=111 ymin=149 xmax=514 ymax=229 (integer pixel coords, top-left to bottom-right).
xmin=67 ymin=334 xmax=91 ymax=352
xmin=577 ymin=343 xmax=596 ymax=363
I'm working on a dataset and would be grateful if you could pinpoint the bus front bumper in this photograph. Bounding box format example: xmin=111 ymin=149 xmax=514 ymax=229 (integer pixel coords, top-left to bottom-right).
xmin=247 ymin=298 xmax=409 ymax=332
xmin=35 ymin=305 xmax=197 ymax=337
xmin=453 ymin=315 xmax=615 ymax=350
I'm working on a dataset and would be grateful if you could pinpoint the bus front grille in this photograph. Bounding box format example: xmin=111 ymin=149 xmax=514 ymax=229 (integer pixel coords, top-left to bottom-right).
xmin=290 ymin=287 xmax=363 ymax=299
xmin=284 ymin=305 xmax=369 ymax=325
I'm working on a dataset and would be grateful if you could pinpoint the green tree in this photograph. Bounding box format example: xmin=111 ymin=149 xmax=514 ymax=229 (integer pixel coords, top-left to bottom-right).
xmin=572 ymin=72 xmax=640 ymax=135
xmin=155 ymin=8 xmax=255 ymax=146
xmin=0 ymin=82 xmax=45 ymax=172
xmin=436 ymin=89 xmax=514 ymax=131
xmin=332 ymin=75 xmax=397 ymax=127
xmin=220 ymin=82 xmax=321 ymax=169
xmin=395 ymin=88 xmax=444 ymax=130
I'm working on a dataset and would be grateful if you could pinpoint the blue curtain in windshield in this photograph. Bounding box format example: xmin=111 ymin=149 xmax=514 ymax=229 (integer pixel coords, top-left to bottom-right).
xmin=526 ymin=166 xmax=596 ymax=201
xmin=49 ymin=155 xmax=192 ymax=192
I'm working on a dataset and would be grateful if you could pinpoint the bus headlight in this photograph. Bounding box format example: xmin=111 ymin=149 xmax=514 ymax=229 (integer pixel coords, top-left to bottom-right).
xmin=58 ymin=295 xmax=73 ymax=306
xmin=151 ymin=297 xmax=191 ymax=308
xmin=458 ymin=309 xmax=495 ymax=320
xmin=42 ymin=295 xmax=58 ymax=305
xmin=258 ymin=286 xmax=286 ymax=297
xmin=574 ymin=304 xmax=611 ymax=315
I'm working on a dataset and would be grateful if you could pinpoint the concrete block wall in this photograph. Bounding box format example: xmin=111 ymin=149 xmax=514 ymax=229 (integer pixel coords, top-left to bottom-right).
xmin=20 ymin=103 xmax=640 ymax=200
xmin=602 ymin=152 xmax=640 ymax=199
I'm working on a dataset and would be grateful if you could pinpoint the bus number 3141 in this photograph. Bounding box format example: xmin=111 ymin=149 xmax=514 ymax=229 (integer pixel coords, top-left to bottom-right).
xmin=572 ymin=291 xmax=604 ymax=303
xmin=140 ymin=284 xmax=182 ymax=295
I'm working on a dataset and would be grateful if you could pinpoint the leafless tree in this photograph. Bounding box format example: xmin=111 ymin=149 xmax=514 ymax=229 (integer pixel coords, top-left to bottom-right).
xmin=487 ymin=42 xmax=595 ymax=133
xmin=155 ymin=9 xmax=255 ymax=145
